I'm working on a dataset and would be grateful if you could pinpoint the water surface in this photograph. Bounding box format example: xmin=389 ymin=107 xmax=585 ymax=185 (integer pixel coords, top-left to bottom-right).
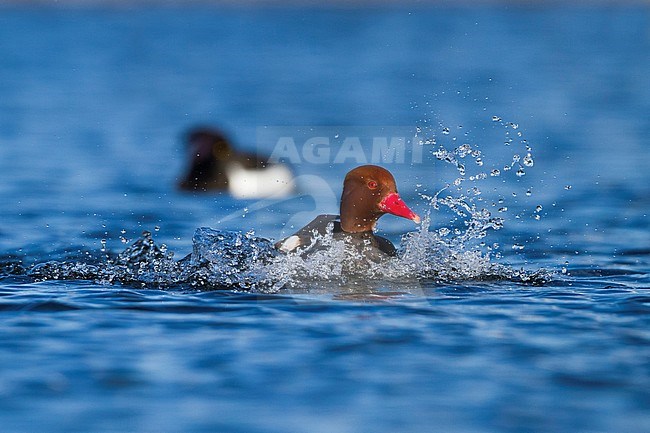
xmin=1 ymin=4 xmax=649 ymax=433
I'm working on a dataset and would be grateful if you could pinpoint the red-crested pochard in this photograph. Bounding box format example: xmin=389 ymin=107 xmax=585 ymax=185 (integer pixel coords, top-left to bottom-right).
xmin=275 ymin=165 xmax=420 ymax=259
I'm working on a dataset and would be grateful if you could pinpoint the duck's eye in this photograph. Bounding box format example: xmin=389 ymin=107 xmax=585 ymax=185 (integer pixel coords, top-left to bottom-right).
xmin=367 ymin=180 xmax=378 ymax=189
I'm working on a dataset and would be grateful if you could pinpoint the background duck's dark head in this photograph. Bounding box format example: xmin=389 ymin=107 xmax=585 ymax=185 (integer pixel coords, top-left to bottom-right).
xmin=187 ymin=128 xmax=233 ymax=162
xmin=178 ymin=127 xmax=233 ymax=191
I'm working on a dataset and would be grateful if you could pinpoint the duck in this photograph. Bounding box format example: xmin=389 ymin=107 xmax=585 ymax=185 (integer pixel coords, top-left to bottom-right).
xmin=177 ymin=126 xmax=295 ymax=199
xmin=275 ymin=165 xmax=420 ymax=260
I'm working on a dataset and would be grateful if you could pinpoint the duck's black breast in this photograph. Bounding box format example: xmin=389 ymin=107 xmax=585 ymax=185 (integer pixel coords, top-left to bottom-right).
xmin=274 ymin=214 xmax=397 ymax=258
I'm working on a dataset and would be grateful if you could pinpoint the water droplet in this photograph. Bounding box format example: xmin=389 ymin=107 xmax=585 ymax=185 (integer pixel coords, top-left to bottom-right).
xmin=503 ymin=165 xmax=511 ymax=171
xmin=476 ymin=157 xmax=483 ymax=166
xmin=526 ymin=189 xmax=532 ymax=196
xmin=120 ymin=229 xmax=126 ymax=235
xmin=438 ymin=227 xmax=450 ymax=237
xmin=509 ymin=122 xmax=519 ymax=129
xmin=442 ymin=127 xmax=450 ymax=135
xmin=516 ymin=167 xmax=526 ymax=177
xmin=535 ymin=205 xmax=543 ymax=212
xmin=456 ymin=143 xmax=471 ymax=157
xmin=490 ymin=169 xmax=500 ymax=177
xmin=534 ymin=214 xmax=541 ymax=220
xmin=492 ymin=115 xmax=501 ymax=122
xmin=457 ymin=164 xmax=466 ymax=175
xmin=453 ymin=178 xmax=463 ymax=186
xmin=523 ymin=153 xmax=534 ymax=167
xmin=478 ymin=208 xmax=491 ymax=218
xmin=154 ymin=226 xmax=160 ymax=232
xmin=512 ymin=192 xmax=517 ymax=197
xmin=564 ymin=185 xmax=572 ymax=190
xmin=511 ymin=244 xmax=524 ymax=250
xmin=498 ymin=207 xmax=508 ymax=212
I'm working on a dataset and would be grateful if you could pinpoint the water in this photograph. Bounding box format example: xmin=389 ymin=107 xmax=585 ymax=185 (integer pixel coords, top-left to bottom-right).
xmin=1 ymin=3 xmax=650 ymax=432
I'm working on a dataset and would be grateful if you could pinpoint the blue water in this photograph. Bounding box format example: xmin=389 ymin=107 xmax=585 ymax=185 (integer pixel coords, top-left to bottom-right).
xmin=1 ymin=3 xmax=650 ymax=432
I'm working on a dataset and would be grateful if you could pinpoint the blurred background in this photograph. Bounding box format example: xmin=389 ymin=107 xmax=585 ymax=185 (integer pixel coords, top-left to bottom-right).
xmin=1 ymin=1 xmax=649 ymax=263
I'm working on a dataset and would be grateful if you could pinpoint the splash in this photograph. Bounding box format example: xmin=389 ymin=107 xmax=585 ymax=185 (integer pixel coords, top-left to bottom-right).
xmin=29 ymin=231 xmax=183 ymax=287
xmin=260 ymin=212 xmax=548 ymax=289
xmin=21 ymin=220 xmax=549 ymax=292
xmin=418 ymin=116 xmax=548 ymax=248
xmin=27 ymin=229 xmax=279 ymax=291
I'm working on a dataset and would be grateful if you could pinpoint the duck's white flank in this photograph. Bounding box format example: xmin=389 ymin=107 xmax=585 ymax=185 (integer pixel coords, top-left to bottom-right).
xmin=276 ymin=235 xmax=301 ymax=253
xmin=226 ymin=163 xmax=295 ymax=199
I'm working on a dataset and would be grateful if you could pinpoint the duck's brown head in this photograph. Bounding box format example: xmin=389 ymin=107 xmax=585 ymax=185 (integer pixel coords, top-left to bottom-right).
xmin=339 ymin=165 xmax=420 ymax=233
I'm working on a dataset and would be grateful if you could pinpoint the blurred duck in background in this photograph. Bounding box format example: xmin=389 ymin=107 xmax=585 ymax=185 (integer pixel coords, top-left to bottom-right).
xmin=177 ymin=126 xmax=295 ymax=199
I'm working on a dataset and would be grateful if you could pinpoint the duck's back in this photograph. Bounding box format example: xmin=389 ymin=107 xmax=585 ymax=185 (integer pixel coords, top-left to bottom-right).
xmin=274 ymin=214 xmax=339 ymax=253
xmin=275 ymin=214 xmax=397 ymax=258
